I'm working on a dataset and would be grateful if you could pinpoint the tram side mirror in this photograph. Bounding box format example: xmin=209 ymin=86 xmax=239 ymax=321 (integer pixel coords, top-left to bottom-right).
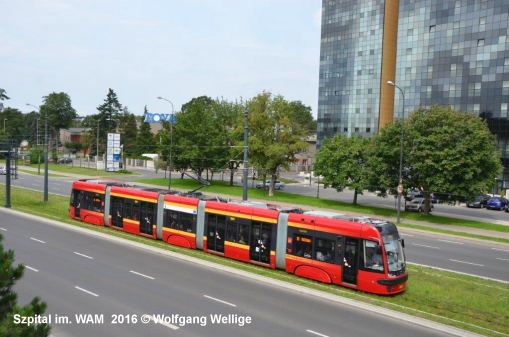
xmin=401 ymin=239 xmax=405 ymax=248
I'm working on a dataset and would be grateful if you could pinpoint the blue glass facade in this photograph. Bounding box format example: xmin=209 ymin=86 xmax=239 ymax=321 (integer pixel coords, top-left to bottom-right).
xmin=318 ymin=0 xmax=509 ymax=185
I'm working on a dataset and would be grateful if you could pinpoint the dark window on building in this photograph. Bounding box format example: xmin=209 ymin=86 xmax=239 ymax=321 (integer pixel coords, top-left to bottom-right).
xmin=429 ymin=25 xmax=436 ymax=33
xmin=366 ymin=127 xmax=371 ymax=133
xmin=477 ymin=39 xmax=485 ymax=47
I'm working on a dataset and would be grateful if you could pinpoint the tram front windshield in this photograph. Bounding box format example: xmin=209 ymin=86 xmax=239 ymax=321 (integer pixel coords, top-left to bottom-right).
xmin=379 ymin=223 xmax=406 ymax=275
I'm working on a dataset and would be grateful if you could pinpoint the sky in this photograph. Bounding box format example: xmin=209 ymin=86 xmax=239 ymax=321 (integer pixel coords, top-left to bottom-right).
xmin=1 ymin=0 xmax=322 ymax=118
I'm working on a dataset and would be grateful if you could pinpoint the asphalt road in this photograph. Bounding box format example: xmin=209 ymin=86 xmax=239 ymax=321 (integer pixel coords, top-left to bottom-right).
xmin=0 ymin=210 xmax=455 ymax=337
xmin=2 ymin=172 xmax=509 ymax=282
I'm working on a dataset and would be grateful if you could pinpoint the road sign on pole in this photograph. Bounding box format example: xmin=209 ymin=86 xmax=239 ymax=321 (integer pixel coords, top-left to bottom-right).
xmin=106 ymin=133 xmax=121 ymax=172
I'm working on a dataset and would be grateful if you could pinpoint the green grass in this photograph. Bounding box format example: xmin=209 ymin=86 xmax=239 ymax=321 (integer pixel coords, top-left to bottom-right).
xmin=18 ymin=168 xmax=66 ymax=178
xmin=1 ymin=184 xmax=508 ymax=336
xmin=137 ymin=178 xmax=509 ymax=234
xmin=22 ymin=163 xmax=136 ymax=176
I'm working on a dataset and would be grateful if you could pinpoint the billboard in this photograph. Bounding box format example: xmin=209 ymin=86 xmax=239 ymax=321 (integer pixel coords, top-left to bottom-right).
xmin=144 ymin=113 xmax=175 ymax=124
xmin=106 ymin=133 xmax=121 ymax=172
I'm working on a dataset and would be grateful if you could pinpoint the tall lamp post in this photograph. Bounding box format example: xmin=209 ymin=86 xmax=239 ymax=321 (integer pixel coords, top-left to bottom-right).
xmin=387 ymin=80 xmax=405 ymax=225
xmin=26 ymin=104 xmax=41 ymax=175
xmin=157 ymin=96 xmax=175 ymax=190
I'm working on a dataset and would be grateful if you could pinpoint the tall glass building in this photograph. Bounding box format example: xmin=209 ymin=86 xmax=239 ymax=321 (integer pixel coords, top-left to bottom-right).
xmin=318 ymin=0 xmax=509 ymax=186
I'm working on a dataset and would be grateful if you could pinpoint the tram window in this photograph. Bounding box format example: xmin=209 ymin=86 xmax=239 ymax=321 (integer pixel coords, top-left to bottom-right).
xmin=294 ymin=234 xmax=313 ymax=259
xmin=164 ymin=210 xmax=196 ymax=233
xmin=314 ymin=238 xmax=335 ymax=263
xmin=122 ymin=201 xmax=130 ymax=219
xmin=131 ymin=201 xmax=140 ymax=221
xmin=226 ymin=218 xmax=250 ymax=244
xmin=363 ymin=240 xmax=384 ymax=272
xmin=226 ymin=218 xmax=238 ymax=242
xmin=180 ymin=213 xmax=196 ymax=232
xmin=91 ymin=193 xmax=103 ymax=212
xmin=238 ymin=223 xmax=249 ymax=245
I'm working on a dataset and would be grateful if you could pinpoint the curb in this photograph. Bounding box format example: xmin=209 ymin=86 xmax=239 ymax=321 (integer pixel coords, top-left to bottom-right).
xmin=0 ymin=207 xmax=486 ymax=337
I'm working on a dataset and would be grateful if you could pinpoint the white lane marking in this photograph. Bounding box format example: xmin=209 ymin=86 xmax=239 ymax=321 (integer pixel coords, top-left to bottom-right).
xmin=25 ymin=265 xmax=39 ymax=272
xmin=203 ymin=295 xmax=237 ymax=307
xmin=496 ymin=257 xmax=509 ymax=262
xmin=400 ymin=233 xmax=415 ymax=237
xmin=0 ymin=227 xmax=7 ymax=231
xmin=449 ymin=259 xmax=484 ymax=267
xmin=438 ymin=239 xmax=464 ymax=245
xmin=411 ymin=243 xmax=440 ymax=249
xmin=150 ymin=316 xmax=179 ymax=330
xmin=408 ymin=262 xmax=509 ymax=284
xmin=74 ymin=286 xmax=99 ymax=297
xmin=30 ymin=237 xmax=46 ymax=244
xmin=31 ymin=183 xmax=39 ymax=187
xmin=306 ymin=329 xmax=329 ymax=337
xmin=492 ymin=248 xmax=509 ymax=253
xmin=129 ymin=270 xmax=155 ymax=280
xmin=73 ymin=251 xmax=94 ymax=260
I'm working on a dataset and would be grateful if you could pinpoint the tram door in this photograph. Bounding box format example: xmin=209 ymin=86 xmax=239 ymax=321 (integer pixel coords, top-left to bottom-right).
xmin=110 ymin=198 xmax=123 ymax=228
xmin=139 ymin=202 xmax=154 ymax=235
xmin=342 ymin=237 xmax=359 ymax=285
xmin=73 ymin=190 xmax=83 ymax=218
xmin=249 ymin=221 xmax=272 ymax=264
xmin=206 ymin=214 xmax=225 ymax=253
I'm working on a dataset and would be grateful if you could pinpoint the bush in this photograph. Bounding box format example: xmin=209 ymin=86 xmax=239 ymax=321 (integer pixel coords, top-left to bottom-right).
xmin=29 ymin=147 xmax=44 ymax=164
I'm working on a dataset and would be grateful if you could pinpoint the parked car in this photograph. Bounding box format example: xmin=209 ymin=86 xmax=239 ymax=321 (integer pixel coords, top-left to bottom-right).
xmin=486 ymin=197 xmax=509 ymax=211
xmin=255 ymin=180 xmax=285 ymax=190
xmin=0 ymin=166 xmax=6 ymax=175
xmin=466 ymin=195 xmax=490 ymax=208
xmin=57 ymin=157 xmax=73 ymax=164
xmin=405 ymin=197 xmax=433 ymax=213
xmin=405 ymin=189 xmax=437 ymax=203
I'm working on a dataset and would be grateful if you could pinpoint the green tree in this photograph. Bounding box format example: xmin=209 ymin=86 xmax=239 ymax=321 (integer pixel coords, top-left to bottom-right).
xmin=169 ymin=96 xmax=227 ymax=179
xmin=247 ymin=92 xmax=308 ymax=196
xmin=135 ymin=106 xmax=156 ymax=156
xmin=0 ymin=88 xmax=9 ymax=101
xmin=40 ymin=92 xmax=77 ymax=160
xmin=314 ymin=135 xmax=371 ymax=204
xmin=0 ymin=234 xmax=50 ymax=337
xmin=117 ymin=108 xmax=138 ymax=158
xmin=370 ymin=106 xmax=502 ymax=213
xmin=0 ymin=108 xmax=28 ymax=144
xmin=96 ymin=88 xmax=122 ymax=134
xmin=288 ymin=101 xmax=316 ymax=135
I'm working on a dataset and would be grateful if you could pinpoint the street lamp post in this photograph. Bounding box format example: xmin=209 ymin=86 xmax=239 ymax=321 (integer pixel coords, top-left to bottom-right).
xmin=387 ymin=80 xmax=405 ymax=225
xmin=157 ymin=97 xmax=175 ymax=190
xmin=27 ymin=104 xmax=41 ymax=174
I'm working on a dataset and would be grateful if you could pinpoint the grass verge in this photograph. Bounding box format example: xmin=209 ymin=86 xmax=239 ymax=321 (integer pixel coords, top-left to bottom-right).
xmin=137 ymin=178 xmax=509 ymax=234
xmin=18 ymin=168 xmax=65 ymax=178
xmin=22 ymin=163 xmax=135 ymax=176
xmin=0 ymin=184 xmax=508 ymax=336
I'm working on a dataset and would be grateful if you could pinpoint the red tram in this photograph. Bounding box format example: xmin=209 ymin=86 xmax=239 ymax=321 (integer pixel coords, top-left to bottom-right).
xmin=69 ymin=179 xmax=407 ymax=295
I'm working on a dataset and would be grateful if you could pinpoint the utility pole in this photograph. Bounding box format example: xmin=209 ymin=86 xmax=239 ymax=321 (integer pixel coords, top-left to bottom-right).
xmin=5 ymin=142 xmax=11 ymax=208
xmin=96 ymin=122 xmax=99 ymax=171
xmin=44 ymin=107 xmax=49 ymax=202
xmin=37 ymin=118 xmax=41 ymax=174
xmin=157 ymin=97 xmax=175 ymax=190
xmin=242 ymin=107 xmax=249 ymax=201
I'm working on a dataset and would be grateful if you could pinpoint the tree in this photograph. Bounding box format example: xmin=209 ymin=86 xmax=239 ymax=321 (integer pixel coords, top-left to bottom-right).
xmin=370 ymin=106 xmax=502 ymax=213
xmin=168 ymin=96 xmax=227 ymax=179
xmin=0 ymin=88 xmax=9 ymax=101
xmin=0 ymin=108 xmax=28 ymax=144
xmin=96 ymin=88 xmax=122 ymax=134
xmin=314 ymin=135 xmax=371 ymax=204
xmin=40 ymin=92 xmax=77 ymax=160
xmin=135 ymin=106 xmax=156 ymax=156
xmin=117 ymin=108 xmax=138 ymax=158
xmin=288 ymin=101 xmax=316 ymax=135
xmin=0 ymin=234 xmax=50 ymax=336
xmin=247 ymin=92 xmax=308 ymax=196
